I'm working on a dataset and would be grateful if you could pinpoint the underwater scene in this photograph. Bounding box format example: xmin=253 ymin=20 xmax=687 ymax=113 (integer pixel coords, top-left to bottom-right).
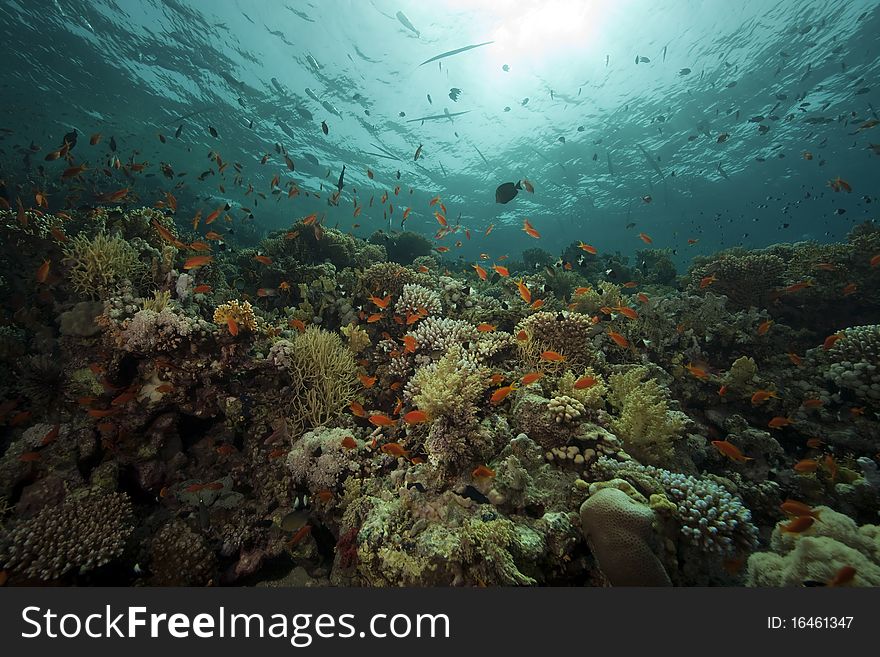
xmin=0 ymin=0 xmax=878 ymax=588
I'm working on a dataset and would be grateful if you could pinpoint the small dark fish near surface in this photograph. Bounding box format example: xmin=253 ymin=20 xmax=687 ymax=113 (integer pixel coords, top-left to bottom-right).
xmin=414 ymin=143 xmax=423 ymax=161
xmin=495 ymin=181 xmax=523 ymax=204
xmin=449 ymin=87 xmax=461 ymax=101
xmin=635 ymin=55 xmax=650 ymax=64
xmin=337 ymin=164 xmax=346 ymax=192
xmin=679 ymin=68 xmax=691 ymax=76
xmin=321 ymin=120 xmax=329 ymax=135
xmin=209 ymin=126 xmax=219 ymax=138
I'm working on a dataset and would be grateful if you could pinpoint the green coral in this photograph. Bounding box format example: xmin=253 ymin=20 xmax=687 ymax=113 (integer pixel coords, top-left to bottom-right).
xmin=608 ymin=367 xmax=685 ymax=465
xmin=62 ymin=231 xmax=146 ymax=298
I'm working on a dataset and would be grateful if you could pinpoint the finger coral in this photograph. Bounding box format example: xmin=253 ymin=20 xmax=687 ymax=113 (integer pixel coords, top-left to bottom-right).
xmin=213 ymin=299 xmax=257 ymax=333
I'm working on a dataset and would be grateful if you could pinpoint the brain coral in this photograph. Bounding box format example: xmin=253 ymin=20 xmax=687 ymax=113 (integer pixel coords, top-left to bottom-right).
xmin=579 ymin=487 xmax=671 ymax=586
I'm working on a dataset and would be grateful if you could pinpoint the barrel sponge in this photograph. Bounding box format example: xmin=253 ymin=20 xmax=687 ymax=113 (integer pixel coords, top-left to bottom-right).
xmin=580 ymin=487 xmax=671 ymax=586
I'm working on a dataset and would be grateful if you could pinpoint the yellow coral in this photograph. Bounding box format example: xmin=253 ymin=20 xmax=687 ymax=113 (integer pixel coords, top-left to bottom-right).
xmin=62 ymin=231 xmax=145 ymax=297
xmin=569 ymin=280 xmax=622 ymax=314
xmin=340 ymin=323 xmax=370 ymax=353
xmin=142 ymin=290 xmax=171 ymax=312
xmin=411 ymin=346 xmax=488 ymax=422
xmin=213 ymin=300 xmax=257 ymax=333
xmin=608 ymin=367 xmax=685 ymax=465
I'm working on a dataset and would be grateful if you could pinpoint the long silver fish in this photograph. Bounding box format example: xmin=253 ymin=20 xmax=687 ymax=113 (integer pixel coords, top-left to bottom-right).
xmin=396 ymin=11 xmax=419 ymax=37
xmin=419 ymin=41 xmax=494 ymax=66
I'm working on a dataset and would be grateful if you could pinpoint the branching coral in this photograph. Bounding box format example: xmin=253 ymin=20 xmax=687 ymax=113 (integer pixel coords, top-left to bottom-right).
xmin=409 ymin=346 xmax=488 ymax=423
xmin=268 ymin=327 xmax=358 ymax=431
xmin=394 ymin=283 xmax=442 ymax=317
xmin=820 ymin=324 xmax=880 ymax=404
xmin=556 ymin=369 xmax=607 ymax=409
xmin=340 ymin=322 xmax=370 ymax=353
xmin=608 ymin=367 xmax=686 ymax=464
xmin=516 ymin=311 xmax=598 ymax=367
xmin=62 ymin=231 xmax=146 ymax=297
xmin=0 ymin=489 xmax=133 ymax=580
xmin=213 ymin=300 xmax=257 ymax=334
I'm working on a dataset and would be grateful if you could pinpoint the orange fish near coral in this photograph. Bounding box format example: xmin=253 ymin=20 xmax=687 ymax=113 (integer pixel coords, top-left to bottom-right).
xmin=226 ymin=316 xmax=239 ymax=336
xmin=781 ymin=516 xmax=815 ymax=533
xmin=254 ymin=255 xmax=273 ymax=265
xmin=490 ymin=384 xmax=518 ymax=404
xmin=369 ymin=414 xmax=395 ymax=427
xmin=369 ymin=294 xmax=392 ymax=309
xmin=757 ymin=320 xmax=773 ymax=336
xmin=577 ymin=242 xmax=597 ymax=254
xmin=787 ymin=352 xmax=803 ymax=366
xmin=614 ymin=306 xmax=638 ymax=320
xmin=794 ymin=458 xmax=819 ymax=473
xmin=403 ymin=410 xmax=429 ymax=424
xmin=638 ymin=232 xmax=653 ymax=244
xmin=476 ymin=323 xmax=496 ymax=332
xmin=685 ymin=363 xmax=710 ymax=380
xmin=36 ymin=259 xmax=51 ymax=283
xmin=358 ymin=374 xmax=377 ymax=388
xmin=768 ymin=416 xmax=793 ymax=429
xmin=472 ymin=263 xmax=488 ymax=280
xmin=711 ymin=440 xmax=753 ymax=463
xmin=607 ymin=330 xmax=629 ymax=348
xmin=751 ymin=390 xmax=779 ymax=405
xmin=521 ymin=372 xmax=544 ymax=385
xmin=828 ymin=566 xmax=857 ymax=587
xmin=492 ymin=264 xmax=509 ymax=277
xmin=515 ymin=279 xmax=531 ymax=304
xmin=822 ymin=333 xmax=842 ymax=350
xmin=183 ymin=255 xmax=213 ymax=270
xmin=472 ymin=465 xmax=495 ymax=479
xmin=522 ymin=219 xmax=541 ymax=239
xmin=780 ymin=500 xmax=821 ymax=519
xmin=381 ymin=442 xmax=409 ymax=458
xmin=573 ymin=376 xmax=598 ymax=389
xmin=699 ymin=274 xmax=717 ymax=289
xmin=349 ymin=401 xmax=367 ymax=418
xmin=540 ymin=351 xmax=566 ymax=362
xmin=341 ymin=436 xmax=358 ymax=450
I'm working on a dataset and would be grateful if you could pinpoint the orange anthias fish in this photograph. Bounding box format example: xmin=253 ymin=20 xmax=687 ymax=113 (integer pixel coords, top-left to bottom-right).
xmin=685 ymin=363 xmax=710 ymax=380
xmin=787 ymin=352 xmax=803 ymax=366
xmin=381 ymin=442 xmax=409 ymax=458
xmin=521 ymin=372 xmax=544 ymax=385
xmin=515 ymin=279 xmax=531 ymax=304
xmin=369 ymin=414 xmax=396 ymax=427
xmin=699 ymin=274 xmax=717 ymax=289
xmin=490 ymin=384 xmax=518 ymax=404
xmin=577 ymin=242 xmax=597 ymax=254
xmin=472 ymin=465 xmax=496 ymax=479
xmin=614 ymin=306 xmax=638 ymax=320
xmin=842 ymin=283 xmax=857 ymax=296
xmin=781 ymin=516 xmax=815 ymax=533
xmin=350 ymin=401 xmax=367 ymax=418
xmin=638 ymin=232 xmax=653 ymax=244
xmin=540 ymin=350 xmax=565 ymax=362
xmin=183 ymin=255 xmax=213 ymax=270
xmin=871 ymin=254 xmax=880 ymax=268
xmin=403 ymin=335 xmax=417 ymax=353
xmin=822 ymin=333 xmax=842 ymax=350
xmin=358 ymin=374 xmax=377 ymax=388
xmin=36 ymin=259 xmax=51 ymax=283
xmin=794 ymin=458 xmax=819 ymax=473
xmin=403 ymin=410 xmax=429 ymax=424
xmin=341 ymin=436 xmax=358 ymax=450
xmin=531 ymin=299 xmax=544 ymax=309
xmin=369 ymin=294 xmax=392 ymax=309
xmin=491 ymin=264 xmax=509 ymax=277
xmin=637 ymin=292 xmax=649 ymax=304
xmin=476 ymin=323 xmax=496 ymax=332
xmin=768 ymin=416 xmax=793 ymax=429
xmin=828 ymin=566 xmax=857 ymax=587
xmin=472 ymin=263 xmax=488 ymax=280
xmin=780 ymin=500 xmax=821 ymax=519
xmin=573 ymin=375 xmax=597 ymax=389
xmin=711 ymin=440 xmax=753 ymax=463
xmin=607 ymin=330 xmax=629 ymax=348
xmin=757 ymin=320 xmax=773 ymax=335
xmin=226 ymin=316 xmax=239 ymax=336
xmin=751 ymin=390 xmax=779 ymax=405
xmin=254 ymin=254 xmax=273 ymax=265
xmin=522 ymin=219 xmax=541 ymax=239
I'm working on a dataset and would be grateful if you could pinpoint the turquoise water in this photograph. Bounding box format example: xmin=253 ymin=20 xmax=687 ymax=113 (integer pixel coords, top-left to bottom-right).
xmin=2 ymin=0 xmax=878 ymax=263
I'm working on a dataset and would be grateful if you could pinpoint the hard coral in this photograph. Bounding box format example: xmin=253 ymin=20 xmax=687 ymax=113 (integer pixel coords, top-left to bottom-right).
xmin=62 ymin=231 xmax=146 ymax=298
xmin=213 ymin=300 xmax=257 ymax=333
xmin=0 ymin=489 xmax=133 ymax=580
